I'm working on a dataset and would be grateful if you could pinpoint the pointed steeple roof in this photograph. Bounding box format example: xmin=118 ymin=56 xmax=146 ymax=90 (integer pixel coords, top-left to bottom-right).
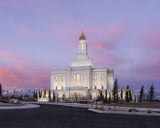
xmin=79 ymin=32 xmax=86 ymax=40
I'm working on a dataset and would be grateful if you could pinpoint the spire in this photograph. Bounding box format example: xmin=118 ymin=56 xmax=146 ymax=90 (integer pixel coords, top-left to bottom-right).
xmin=79 ymin=32 xmax=86 ymax=40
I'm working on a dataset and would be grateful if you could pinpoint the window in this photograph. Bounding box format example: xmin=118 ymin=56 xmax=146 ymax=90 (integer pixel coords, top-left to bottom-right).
xmin=101 ymin=74 xmax=104 ymax=80
xmin=102 ymin=86 xmax=103 ymax=89
xmin=56 ymin=86 xmax=57 ymax=90
xmin=61 ymin=76 xmax=64 ymax=82
xmin=95 ymin=86 xmax=97 ymax=89
xmin=94 ymin=74 xmax=97 ymax=81
xmin=62 ymin=86 xmax=63 ymax=90
xmin=81 ymin=74 xmax=83 ymax=81
xmin=81 ymin=43 xmax=84 ymax=52
xmin=73 ymin=74 xmax=76 ymax=81
xmin=55 ymin=76 xmax=58 ymax=82
xmin=77 ymin=74 xmax=80 ymax=81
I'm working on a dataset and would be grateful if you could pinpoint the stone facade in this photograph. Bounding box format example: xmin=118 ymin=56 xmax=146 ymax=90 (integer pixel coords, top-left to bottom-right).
xmin=50 ymin=33 xmax=114 ymax=100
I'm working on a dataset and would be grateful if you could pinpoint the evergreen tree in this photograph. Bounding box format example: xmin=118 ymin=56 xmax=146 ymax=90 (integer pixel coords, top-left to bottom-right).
xmin=147 ymin=94 xmax=149 ymax=101
xmin=43 ymin=89 xmax=46 ymax=98
xmin=99 ymin=90 xmax=104 ymax=101
xmin=39 ymin=90 xmax=42 ymax=98
xmin=149 ymin=84 xmax=154 ymax=101
xmin=108 ymin=93 xmax=111 ymax=104
xmin=113 ymin=78 xmax=118 ymax=102
xmin=48 ymin=90 xmax=51 ymax=99
xmin=105 ymin=89 xmax=108 ymax=103
xmin=35 ymin=91 xmax=37 ymax=100
xmin=0 ymin=83 xmax=2 ymax=99
xmin=53 ymin=92 xmax=55 ymax=102
xmin=125 ymin=85 xmax=129 ymax=102
xmin=129 ymin=90 xmax=132 ymax=101
xmin=139 ymin=85 xmax=144 ymax=102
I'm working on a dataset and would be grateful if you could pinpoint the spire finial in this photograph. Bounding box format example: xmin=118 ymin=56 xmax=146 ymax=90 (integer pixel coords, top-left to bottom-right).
xmin=79 ymin=32 xmax=86 ymax=40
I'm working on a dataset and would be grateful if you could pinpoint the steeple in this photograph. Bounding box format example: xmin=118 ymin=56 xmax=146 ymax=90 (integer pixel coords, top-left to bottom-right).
xmin=70 ymin=32 xmax=94 ymax=68
xmin=79 ymin=32 xmax=86 ymax=40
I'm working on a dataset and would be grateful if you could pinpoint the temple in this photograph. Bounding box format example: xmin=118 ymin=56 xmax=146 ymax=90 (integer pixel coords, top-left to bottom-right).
xmin=50 ymin=33 xmax=114 ymax=100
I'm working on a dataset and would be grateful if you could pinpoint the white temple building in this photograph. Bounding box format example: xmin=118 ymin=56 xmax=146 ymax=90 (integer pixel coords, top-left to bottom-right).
xmin=50 ymin=33 xmax=114 ymax=100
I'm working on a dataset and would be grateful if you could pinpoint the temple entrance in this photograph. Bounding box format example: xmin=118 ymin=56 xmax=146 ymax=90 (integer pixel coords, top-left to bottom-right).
xmin=78 ymin=94 xmax=81 ymax=100
xmin=71 ymin=94 xmax=73 ymax=100
xmin=74 ymin=93 xmax=77 ymax=100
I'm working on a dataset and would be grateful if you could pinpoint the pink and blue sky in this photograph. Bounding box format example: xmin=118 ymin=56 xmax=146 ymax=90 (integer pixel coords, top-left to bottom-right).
xmin=0 ymin=0 xmax=160 ymax=90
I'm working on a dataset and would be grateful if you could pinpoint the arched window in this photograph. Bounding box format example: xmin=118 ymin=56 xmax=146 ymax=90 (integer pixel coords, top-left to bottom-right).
xmin=81 ymin=43 xmax=84 ymax=52
xmin=81 ymin=74 xmax=83 ymax=81
xmin=55 ymin=76 xmax=58 ymax=82
xmin=101 ymin=74 xmax=104 ymax=80
xmin=61 ymin=76 xmax=64 ymax=82
xmin=77 ymin=74 xmax=80 ymax=81
xmin=94 ymin=74 xmax=97 ymax=81
xmin=73 ymin=74 xmax=76 ymax=81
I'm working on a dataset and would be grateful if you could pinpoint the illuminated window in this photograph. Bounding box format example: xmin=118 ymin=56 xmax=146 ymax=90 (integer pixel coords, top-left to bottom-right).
xmin=81 ymin=74 xmax=83 ymax=81
xmin=55 ymin=76 xmax=58 ymax=82
xmin=101 ymin=74 xmax=104 ymax=80
xmin=73 ymin=74 xmax=76 ymax=81
xmin=77 ymin=74 xmax=80 ymax=81
xmin=81 ymin=43 xmax=84 ymax=52
xmin=94 ymin=75 xmax=97 ymax=81
xmin=61 ymin=76 xmax=64 ymax=82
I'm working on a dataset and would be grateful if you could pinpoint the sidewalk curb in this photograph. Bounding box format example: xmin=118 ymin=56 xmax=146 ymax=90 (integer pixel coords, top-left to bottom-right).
xmin=0 ymin=104 xmax=40 ymax=110
xmin=88 ymin=108 xmax=160 ymax=116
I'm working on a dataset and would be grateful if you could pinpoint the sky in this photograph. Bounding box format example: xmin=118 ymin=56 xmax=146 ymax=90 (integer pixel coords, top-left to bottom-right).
xmin=0 ymin=0 xmax=160 ymax=90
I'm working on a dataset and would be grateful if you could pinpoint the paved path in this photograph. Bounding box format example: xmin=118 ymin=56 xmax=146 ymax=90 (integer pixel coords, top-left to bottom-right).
xmin=23 ymin=101 xmax=160 ymax=112
xmin=0 ymin=104 xmax=160 ymax=128
xmin=21 ymin=101 xmax=160 ymax=116
xmin=0 ymin=103 xmax=40 ymax=110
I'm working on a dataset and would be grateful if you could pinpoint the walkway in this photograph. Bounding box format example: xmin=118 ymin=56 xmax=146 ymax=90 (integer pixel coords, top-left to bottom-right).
xmin=0 ymin=103 xmax=40 ymax=110
xmin=23 ymin=101 xmax=160 ymax=115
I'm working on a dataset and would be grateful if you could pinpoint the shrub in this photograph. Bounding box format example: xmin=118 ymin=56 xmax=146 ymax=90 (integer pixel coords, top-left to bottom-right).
xmin=98 ymin=107 xmax=104 ymax=111
xmin=129 ymin=109 xmax=132 ymax=112
xmin=113 ymin=108 xmax=116 ymax=111
xmin=108 ymin=107 xmax=111 ymax=110
xmin=147 ymin=110 xmax=152 ymax=113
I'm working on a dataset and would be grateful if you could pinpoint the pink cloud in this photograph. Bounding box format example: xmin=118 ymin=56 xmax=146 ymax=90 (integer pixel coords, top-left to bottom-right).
xmin=141 ymin=28 xmax=160 ymax=48
xmin=68 ymin=27 xmax=125 ymax=37
xmin=0 ymin=64 xmax=50 ymax=89
xmin=89 ymin=40 xmax=113 ymax=49
xmin=0 ymin=51 xmax=33 ymax=65
xmin=89 ymin=50 xmax=117 ymax=67
xmin=18 ymin=28 xmax=54 ymax=37
xmin=131 ymin=58 xmax=160 ymax=80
